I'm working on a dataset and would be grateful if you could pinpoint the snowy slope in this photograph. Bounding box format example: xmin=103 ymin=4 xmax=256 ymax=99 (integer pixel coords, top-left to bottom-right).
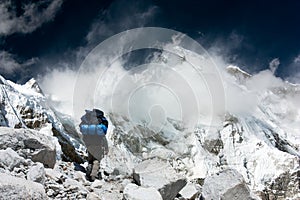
xmin=0 ymin=75 xmax=85 ymax=162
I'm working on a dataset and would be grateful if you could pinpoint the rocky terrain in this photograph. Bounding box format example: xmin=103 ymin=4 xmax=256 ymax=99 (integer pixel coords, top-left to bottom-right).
xmin=0 ymin=67 xmax=299 ymax=200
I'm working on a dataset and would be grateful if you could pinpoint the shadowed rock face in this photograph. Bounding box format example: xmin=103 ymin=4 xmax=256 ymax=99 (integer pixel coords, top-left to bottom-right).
xmin=52 ymin=127 xmax=84 ymax=164
xmin=202 ymin=130 xmax=224 ymax=155
xmin=16 ymin=106 xmax=48 ymax=129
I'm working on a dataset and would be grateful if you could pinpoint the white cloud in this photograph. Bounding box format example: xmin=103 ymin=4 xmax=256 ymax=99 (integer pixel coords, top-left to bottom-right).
xmin=284 ymin=54 xmax=300 ymax=83
xmin=39 ymin=67 xmax=77 ymax=115
xmin=0 ymin=51 xmax=38 ymax=75
xmin=206 ymin=31 xmax=246 ymax=65
xmin=39 ymin=32 xmax=299 ymax=133
xmin=269 ymin=58 xmax=280 ymax=74
xmin=48 ymin=0 xmax=159 ymax=79
xmin=37 ymin=4 xmax=294 ymax=125
xmin=0 ymin=0 xmax=63 ymax=35
xmin=294 ymin=54 xmax=300 ymax=63
xmin=286 ymin=74 xmax=300 ymax=84
xmin=39 ymin=1 xmax=159 ymax=118
xmin=0 ymin=51 xmax=21 ymax=74
xmin=85 ymin=1 xmax=158 ymax=45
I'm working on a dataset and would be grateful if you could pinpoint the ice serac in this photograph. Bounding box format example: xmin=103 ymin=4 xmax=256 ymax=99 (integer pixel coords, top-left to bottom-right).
xmin=133 ymin=158 xmax=187 ymax=200
xmin=0 ymin=172 xmax=47 ymax=199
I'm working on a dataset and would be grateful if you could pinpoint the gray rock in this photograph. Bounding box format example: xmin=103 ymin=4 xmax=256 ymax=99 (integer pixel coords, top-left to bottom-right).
xmin=30 ymin=148 xmax=56 ymax=169
xmin=0 ymin=172 xmax=47 ymax=199
xmin=0 ymin=148 xmax=25 ymax=170
xmin=124 ymin=183 xmax=163 ymax=200
xmin=91 ymin=181 xmax=124 ymax=200
xmin=202 ymin=168 xmax=256 ymax=200
xmin=63 ymin=178 xmax=87 ymax=192
xmin=27 ymin=162 xmax=45 ymax=184
xmin=48 ymin=183 xmax=63 ymax=191
xmin=202 ymin=130 xmax=223 ymax=155
xmin=121 ymin=179 xmax=133 ymax=190
xmin=91 ymin=179 xmax=105 ymax=189
xmin=73 ymin=171 xmax=87 ymax=183
xmin=97 ymin=192 xmax=123 ymax=200
xmin=46 ymin=189 xmax=55 ymax=196
xmin=87 ymin=192 xmax=102 ymax=200
xmin=45 ymin=168 xmax=63 ymax=182
xmin=179 ymin=182 xmax=199 ymax=200
xmin=133 ymin=158 xmax=187 ymax=200
xmin=0 ymin=127 xmax=56 ymax=168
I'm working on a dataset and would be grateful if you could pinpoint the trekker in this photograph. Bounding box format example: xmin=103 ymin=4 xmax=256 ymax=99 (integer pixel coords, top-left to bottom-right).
xmin=79 ymin=109 xmax=109 ymax=181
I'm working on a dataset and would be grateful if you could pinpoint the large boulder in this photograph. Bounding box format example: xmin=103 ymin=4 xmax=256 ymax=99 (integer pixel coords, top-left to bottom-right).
xmin=27 ymin=162 xmax=45 ymax=185
xmin=0 ymin=148 xmax=25 ymax=170
xmin=133 ymin=158 xmax=187 ymax=200
xmin=0 ymin=172 xmax=47 ymax=199
xmin=202 ymin=169 xmax=257 ymax=200
xmin=0 ymin=127 xmax=56 ymax=168
xmin=124 ymin=183 xmax=163 ymax=200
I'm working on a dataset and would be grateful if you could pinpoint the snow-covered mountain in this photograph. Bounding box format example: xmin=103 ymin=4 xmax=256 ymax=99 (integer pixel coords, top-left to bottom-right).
xmin=0 ymin=75 xmax=85 ymax=163
xmin=104 ymin=99 xmax=300 ymax=199
xmin=0 ymin=60 xmax=299 ymax=199
xmin=98 ymin=63 xmax=300 ymax=199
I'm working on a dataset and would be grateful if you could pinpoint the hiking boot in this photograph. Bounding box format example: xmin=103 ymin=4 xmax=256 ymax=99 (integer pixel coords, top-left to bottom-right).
xmin=89 ymin=160 xmax=100 ymax=181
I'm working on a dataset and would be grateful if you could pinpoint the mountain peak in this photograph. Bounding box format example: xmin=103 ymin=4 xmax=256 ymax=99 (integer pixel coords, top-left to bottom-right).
xmin=24 ymin=78 xmax=44 ymax=95
xmin=226 ymin=65 xmax=251 ymax=82
xmin=0 ymin=75 xmax=8 ymax=85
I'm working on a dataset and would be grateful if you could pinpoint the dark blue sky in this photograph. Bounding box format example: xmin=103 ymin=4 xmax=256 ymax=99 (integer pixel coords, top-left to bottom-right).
xmin=0 ymin=0 xmax=300 ymax=83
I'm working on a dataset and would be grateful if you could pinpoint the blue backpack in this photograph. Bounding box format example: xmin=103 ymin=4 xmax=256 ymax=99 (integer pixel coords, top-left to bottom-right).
xmin=80 ymin=124 xmax=107 ymax=136
xmin=80 ymin=109 xmax=108 ymax=135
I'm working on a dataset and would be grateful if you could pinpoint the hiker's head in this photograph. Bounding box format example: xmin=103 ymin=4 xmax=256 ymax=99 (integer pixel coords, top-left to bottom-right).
xmin=93 ymin=109 xmax=104 ymax=118
xmin=80 ymin=109 xmax=108 ymax=126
